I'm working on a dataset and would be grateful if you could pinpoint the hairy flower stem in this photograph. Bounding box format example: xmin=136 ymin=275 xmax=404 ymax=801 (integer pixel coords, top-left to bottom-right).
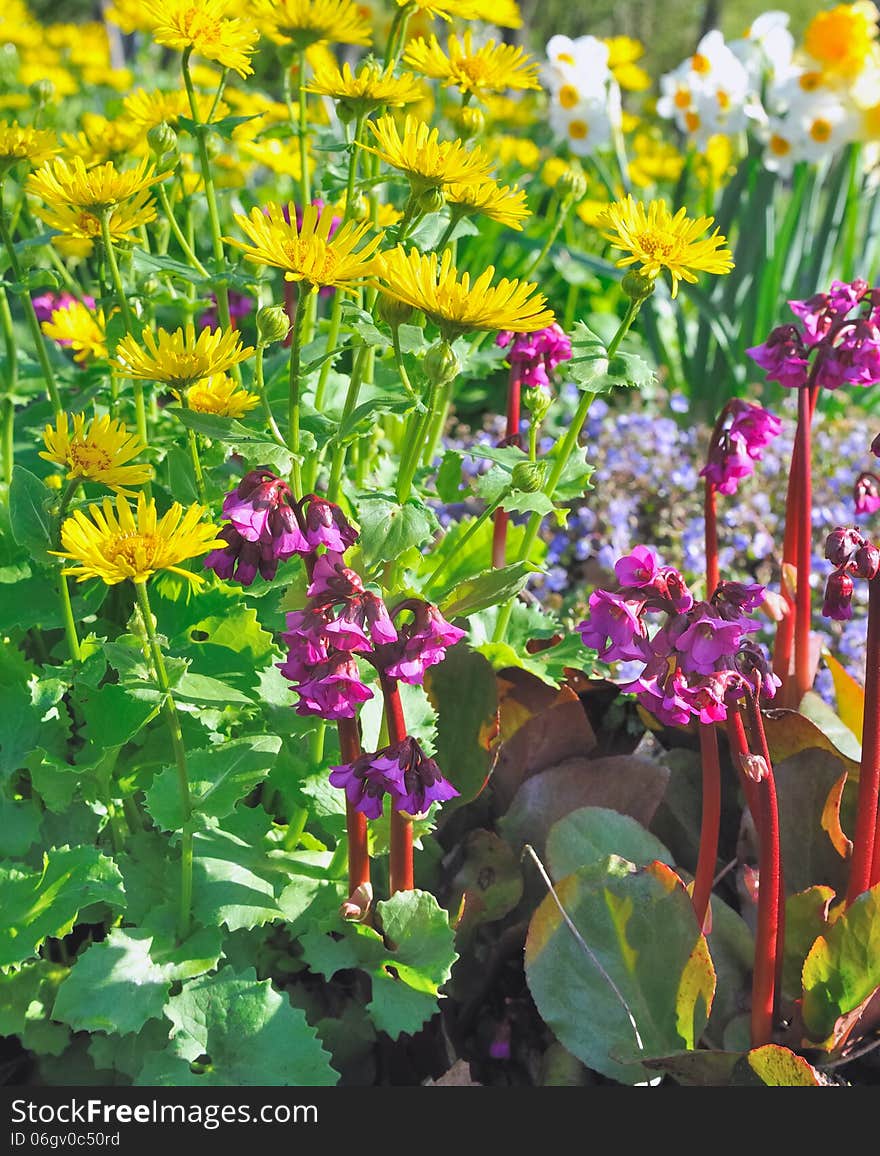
xmin=693 ymin=723 xmax=721 ymax=931
xmin=156 ymin=184 xmax=209 ymax=277
xmin=134 ymin=580 xmax=193 ymax=941
xmin=381 ymin=675 xmax=413 ymax=893
xmin=54 ymin=478 xmax=82 ymax=664
xmin=0 ymin=285 xmax=17 ymax=486
xmin=849 ymin=578 xmax=880 ymax=902
xmin=327 ymin=343 xmax=369 ymax=501
xmin=253 ymin=346 xmax=287 ymax=447
xmin=338 ymin=716 xmax=370 ymax=896
xmin=100 ymin=211 xmax=149 ymax=455
xmin=0 ymin=186 xmax=61 ymax=416
xmin=794 ymin=383 xmax=813 ymax=704
xmin=287 ymin=283 xmax=313 ymax=499
xmin=182 ymin=49 xmax=237 ymax=358
xmin=492 ymin=367 xmax=522 ymax=569
xmin=523 ymin=200 xmax=572 ymax=280
xmin=493 ymin=300 xmax=641 ymax=642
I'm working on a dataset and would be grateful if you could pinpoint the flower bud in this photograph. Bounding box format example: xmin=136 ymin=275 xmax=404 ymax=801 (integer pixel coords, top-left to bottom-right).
xmin=29 ymin=78 xmax=54 ymax=106
xmin=556 ymin=166 xmax=588 ymax=204
xmin=522 ymin=385 xmax=552 ymax=423
xmin=455 ymin=106 xmax=485 ymax=140
xmin=147 ymin=121 xmax=179 ymax=161
xmin=204 ymin=133 xmax=222 ymax=160
xmin=336 ymin=100 xmax=358 ymax=125
xmin=854 ymin=544 xmax=880 ymax=581
xmin=256 ymin=305 xmax=290 ymax=345
xmin=511 ymin=460 xmax=546 ymax=493
xmin=378 ymin=293 xmax=415 ymax=328
xmin=346 ymin=192 xmax=370 ymax=221
xmin=621 ymin=270 xmax=656 ymax=302
xmin=855 ymin=472 xmax=880 ymax=515
xmin=417 ymin=185 xmax=445 ymax=215
xmin=825 ymin=527 xmax=865 ymax=567
xmin=823 ymin=569 xmax=855 ymax=621
xmin=423 ymin=339 xmax=460 ymax=385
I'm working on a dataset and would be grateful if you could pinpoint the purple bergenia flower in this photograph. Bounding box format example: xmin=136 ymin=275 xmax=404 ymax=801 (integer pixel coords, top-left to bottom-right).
xmin=700 ymin=399 xmax=782 ymax=496
xmin=329 ymin=736 xmax=458 ymax=818
xmin=855 ymin=472 xmax=880 ymax=516
xmin=383 ymin=604 xmax=466 ymax=684
xmin=496 ymin=323 xmax=572 ymax=389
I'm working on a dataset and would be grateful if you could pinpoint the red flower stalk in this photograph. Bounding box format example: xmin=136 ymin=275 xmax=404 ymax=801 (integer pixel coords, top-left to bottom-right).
xmin=692 ymin=723 xmax=721 ymax=931
xmin=381 ymin=674 xmax=414 ymax=894
xmin=728 ymin=694 xmax=783 ymax=1047
xmin=794 ymin=384 xmax=814 ymax=703
xmin=704 ymin=482 xmax=719 ymax=600
xmin=854 ymin=578 xmax=880 ymax=901
xmin=338 ymin=716 xmax=370 ymax=898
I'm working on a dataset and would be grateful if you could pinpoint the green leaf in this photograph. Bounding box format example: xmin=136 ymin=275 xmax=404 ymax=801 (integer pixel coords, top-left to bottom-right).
xmin=52 ymin=929 xmax=173 ymax=1036
xmin=546 ymin=807 xmax=673 ymax=880
xmin=191 ymin=828 xmax=283 ymax=932
xmin=525 ymin=858 xmax=715 ymax=1084
xmin=9 ymin=466 xmax=54 ymax=560
xmin=0 ymin=847 xmax=125 ymax=970
xmin=173 ymin=672 xmax=254 ymax=705
xmin=0 ymin=792 xmax=42 ymax=858
xmin=77 ymin=682 xmax=158 ymax=755
xmin=146 ymin=735 xmax=282 ymax=831
xmin=424 ymin=642 xmax=498 ymax=806
xmin=337 ymin=393 xmax=417 ymax=441
xmin=435 ymin=451 xmax=464 ymax=503
xmin=782 ymin=886 xmax=835 ymax=1001
xmin=802 ymin=881 xmax=880 ymax=1047
xmin=357 ymin=493 xmax=439 ymax=567
xmin=134 ymin=968 xmax=338 ymax=1086
xmin=437 ymin=563 xmax=531 ymax=618
xmin=302 ymin=890 xmax=458 ymax=1040
xmin=605 ymin=350 xmax=655 ymax=391
xmin=643 ymin=1044 xmax=821 ymax=1086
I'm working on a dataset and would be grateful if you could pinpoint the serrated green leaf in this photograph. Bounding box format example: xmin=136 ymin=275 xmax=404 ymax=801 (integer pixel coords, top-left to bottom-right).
xmin=134 ymin=967 xmax=338 ymax=1085
xmin=357 ymin=493 xmax=439 ymax=567
xmin=146 ymin=735 xmax=281 ymax=831
xmin=52 ymin=929 xmax=173 ymax=1036
xmin=435 ymin=450 xmax=464 ymax=503
xmin=9 ymin=466 xmax=54 ymax=560
xmin=0 ymin=847 xmax=125 ymax=970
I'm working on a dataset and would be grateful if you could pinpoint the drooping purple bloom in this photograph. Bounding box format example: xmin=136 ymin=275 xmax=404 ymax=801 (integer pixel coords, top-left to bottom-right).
xmin=292 ymin=653 xmax=374 ymax=719
xmin=675 ymin=608 xmax=753 ymax=675
xmin=578 ymin=589 xmax=647 ymax=661
xmin=203 ymin=525 xmax=280 ymax=585
xmin=823 ymin=569 xmax=855 ymax=621
xmin=614 ymin=545 xmax=659 ymax=588
xmin=747 ymin=325 xmax=810 ymax=389
xmin=301 ymin=495 xmax=359 ymax=553
xmin=700 ymin=399 xmax=782 ymax=495
xmin=496 ymin=323 xmax=572 ymax=389
xmin=307 ymin=551 xmax=364 ymax=603
xmin=855 ymin=472 xmax=880 ymax=516
xmin=383 ymin=604 xmax=466 ymax=685
xmin=329 ymin=736 xmax=458 ymax=818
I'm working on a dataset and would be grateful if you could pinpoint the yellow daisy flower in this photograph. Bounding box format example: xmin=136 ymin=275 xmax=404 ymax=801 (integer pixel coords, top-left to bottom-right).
xmin=251 ymin=0 xmax=371 ymax=49
xmin=0 ymin=121 xmax=57 ymax=171
xmin=227 ymin=202 xmax=383 ymax=288
xmin=598 ymin=194 xmax=734 ymax=298
xmin=142 ymin=0 xmax=259 ymax=78
xmin=484 ymin=133 xmax=541 ymax=170
xmin=106 ymin=0 xmax=157 ymax=34
xmin=27 ymin=156 xmax=167 ymax=213
xmin=445 ymin=180 xmax=530 ymax=229
xmin=183 ymin=374 xmax=261 ymax=417
xmin=34 ymin=194 xmax=159 ymax=250
xmin=123 ymin=88 xmax=227 ymax=130
xmin=54 ymin=491 xmax=222 ymax=587
xmin=41 ymin=301 xmax=109 ymax=363
xmin=61 ymin=114 xmax=147 ymax=165
xmin=396 ymin=0 xmax=493 ymax=22
xmin=373 ymin=246 xmax=554 ymax=339
xmin=456 ymin=0 xmax=522 ymax=27
xmin=307 ymin=60 xmax=424 ymax=114
xmin=604 ymin=36 xmax=650 ymax=92
xmin=403 ymin=30 xmax=540 ymax=98
xmin=113 ymin=325 xmax=255 ymax=388
xmin=361 ymin=114 xmax=494 ymax=193
xmin=40 ymin=412 xmax=151 ymax=493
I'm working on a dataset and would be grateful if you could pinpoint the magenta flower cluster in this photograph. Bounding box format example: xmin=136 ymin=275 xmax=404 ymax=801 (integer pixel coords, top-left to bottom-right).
xmin=748 ymin=279 xmax=880 ymax=391
xmin=496 ymin=323 xmax=572 ymax=389
xmin=854 ymin=472 xmax=880 ymax=516
xmin=577 ymin=546 xmax=778 ymax=725
xmin=699 ymin=399 xmax=782 ymax=496
xmin=204 ymin=471 xmax=356 ymax=585
xmin=329 ymin=736 xmax=458 ymax=819
xmin=822 ymin=528 xmax=880 ymax=620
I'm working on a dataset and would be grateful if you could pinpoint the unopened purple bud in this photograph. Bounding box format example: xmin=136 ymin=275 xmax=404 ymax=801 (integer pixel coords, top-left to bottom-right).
xmin=825 ymin=527 xmax=866 ymax=567
xmin=822 ymin=569 xmax=855 ymax=620
xmin=853 ymin=544 xmax=880 ymax=581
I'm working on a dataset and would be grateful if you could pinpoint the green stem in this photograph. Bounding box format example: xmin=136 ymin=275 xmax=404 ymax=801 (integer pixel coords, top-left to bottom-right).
xmin=492 ymin=298 xmax=641 ymax=642
xmin=54 ymin=477 xmax=82 ymax=663
xmin=391 ymin=324 xmax=416 ymax=397
xmin=254 ymin=345 xmax=287 ymax=447
xmin=157 ymin=184 xmax=209 ymax=276
xmin=343 ymin=112 xmax=365 ymax=221
xmin=523 ymin=201 xmax=572 ymax=281
xmin=100 ymin=210 xmax=149 ymax=451
xmin=434 ymin=214 xmax=459 ymax=254
xmin=297 ymin=49 xmax=311 ymax=210
xmin=421 ymin=395 xmax=450 ymax=467
xmin=283 ymin=804 xmax=309 ymax=852
xmin=0 ymin=284 xmax=17 ymax=487
xmin=327 ymin=343 xmax=369 ymax=501
xmin=134 ymin=580 xmax=193 ymax=942
xmin=384 ymin=0 xmax=415 ymax=66
xmin=287 ymin=283 xmax=313 ymax=498
xmin=426 ymin=498 xmax=500 ymax=594
xmin=0 ymin=186 xmax=61 ymax=415
xmin=186 ymin=427 xmax=206 ymax=502
xmin=182 ymin=49 xmax=235 ymax=342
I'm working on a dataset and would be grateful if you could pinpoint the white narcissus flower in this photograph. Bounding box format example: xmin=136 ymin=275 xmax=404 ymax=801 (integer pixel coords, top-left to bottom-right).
xmin=549 ymin=95 xmax=615 ymax=157
xmin=657 ymin=29 xmax=753 ymax=146
xmin=796 ymin=97 xmax=858 ymax=162
xmin=761 ymin=115 xmax=806 ymax=178
xmin=544 ymin=33 xmax=610 ymax=95
xmin=731 ymin=10 xmax=795 ymax=84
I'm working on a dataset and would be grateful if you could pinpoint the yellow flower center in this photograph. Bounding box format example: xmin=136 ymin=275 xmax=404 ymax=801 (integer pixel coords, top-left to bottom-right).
xmin=691 ymin=52 xmax=710 ymax=74
xmin=106 ymin=531 xmax=157 ymax=570
xmin=558 ymin=84 xmax=579 ymax=109
xmin=635 ymin=229 xmax=678 ymax=262
xmin=685 ymin=110 xmax=701 ymax=133
xmin=76 ymin=212 xmax=102 ymax=237
xmin=716 ymin=89 xmax=730 ymax=111
xmin=674 ymin=88 xmax=691 ymax=110
xmin=457 ymin=58 xmax=493 ymax=87
xmin=281 ymin=237 xmax=335 ymax=281
xmin=799 ymin=71 xmax=823 ymax=92
xmin=810 ymin=118 xmax=832 ymax=143
xmin=68 ymin=442 xmax=113 ymax=475
xmin=769 ymin=133 xmax=791 ymax=156
xmin=568 ymin=119 xmax=588 ymax=140
xmin=557 ymin=52 xmax=574 ymax=65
